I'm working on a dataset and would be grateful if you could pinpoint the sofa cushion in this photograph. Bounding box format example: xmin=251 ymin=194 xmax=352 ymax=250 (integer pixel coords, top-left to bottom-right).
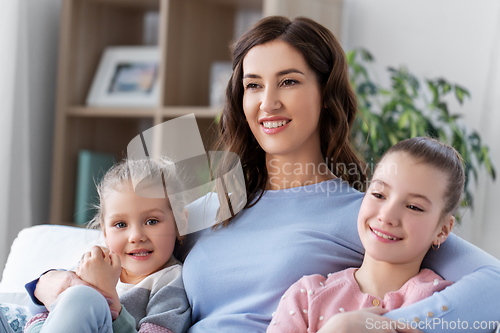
xmin=0 ymin=225 xmax=104 ymax=302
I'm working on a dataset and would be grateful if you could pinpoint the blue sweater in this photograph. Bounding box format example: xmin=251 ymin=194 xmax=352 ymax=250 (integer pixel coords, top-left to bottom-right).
xmin=182 ymin=179 xmax=500 ymax=332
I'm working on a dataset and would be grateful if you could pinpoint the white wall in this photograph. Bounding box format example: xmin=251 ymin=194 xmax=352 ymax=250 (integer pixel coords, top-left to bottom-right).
xmin=0 ymin=0 xmax=21 ymax=280
xmin=342 ymin=0 xmax=500 ymax=258
xmin=0 ymin=0 xmax=59 ymax=279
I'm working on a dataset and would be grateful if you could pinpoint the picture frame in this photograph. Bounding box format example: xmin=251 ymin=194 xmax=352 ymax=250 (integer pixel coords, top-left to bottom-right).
xmin=86 ymin=46 xmax=160 ymax=107
xmin=209 ymin=61 xmax=233 ymax=108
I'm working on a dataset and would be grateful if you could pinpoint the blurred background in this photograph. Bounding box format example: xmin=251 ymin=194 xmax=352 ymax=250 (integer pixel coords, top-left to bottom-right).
xmin=1 ymin=0 xmax=499 ymax=277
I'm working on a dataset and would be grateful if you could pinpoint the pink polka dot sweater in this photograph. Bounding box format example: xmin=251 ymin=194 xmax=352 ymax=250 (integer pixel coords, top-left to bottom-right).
xmin=267 ymin=268 xmax=452 ymax=333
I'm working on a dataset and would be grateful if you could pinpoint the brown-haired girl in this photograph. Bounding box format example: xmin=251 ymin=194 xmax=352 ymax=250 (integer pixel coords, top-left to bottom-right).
xmin=268 ymin=137 xmax=462 ymax=332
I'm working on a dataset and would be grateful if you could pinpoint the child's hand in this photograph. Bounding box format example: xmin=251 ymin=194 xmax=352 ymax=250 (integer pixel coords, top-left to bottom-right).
xmin=76 ymin=246 xmax=122 ymax=315
xmin=76 ymin=246 xmax=121 ymax=292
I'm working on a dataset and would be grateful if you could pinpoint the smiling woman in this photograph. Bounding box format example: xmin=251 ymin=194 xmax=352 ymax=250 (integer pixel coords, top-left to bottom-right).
xmin=214 ymin=15 xmax=365 ymax=217
xmin=242 ymin=40 xmax=324 ymax=185
xmin=181 ymin=15 xmax=500 ymax=333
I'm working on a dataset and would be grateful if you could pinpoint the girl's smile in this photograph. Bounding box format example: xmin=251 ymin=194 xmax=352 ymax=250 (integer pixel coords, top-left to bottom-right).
xmin=127 ymin=249 xmax=153 ymax=260
xmin=369 ymin=226 xmax=402 ymax=242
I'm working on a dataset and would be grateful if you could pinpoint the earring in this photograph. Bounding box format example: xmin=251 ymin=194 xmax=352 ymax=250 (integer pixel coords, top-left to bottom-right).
xmin=432 ymin=242 xmax=440 ymax=250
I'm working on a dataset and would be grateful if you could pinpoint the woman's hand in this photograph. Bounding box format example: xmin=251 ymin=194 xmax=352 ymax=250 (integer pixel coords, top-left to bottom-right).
xmin=317 ymin=307 xmax=423 ymax=333
xmin=35 ymin=270 xmax=92 ymax=310
xmin=76 ymin=246 xmax=122 ymax=316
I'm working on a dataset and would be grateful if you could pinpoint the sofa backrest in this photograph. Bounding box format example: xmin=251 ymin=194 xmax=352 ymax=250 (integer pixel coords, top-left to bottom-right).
xmin=0 ymin=224 xmax=104 ymax=297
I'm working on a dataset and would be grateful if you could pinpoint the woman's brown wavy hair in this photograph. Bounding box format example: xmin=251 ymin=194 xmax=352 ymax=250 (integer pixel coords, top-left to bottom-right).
xmin=213 ymin=16 xmax=366 ymax=227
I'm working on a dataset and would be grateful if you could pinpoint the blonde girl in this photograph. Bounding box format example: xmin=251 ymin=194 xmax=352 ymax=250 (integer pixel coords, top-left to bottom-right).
xmin=25 ymin=158 xmax=190 ymax=333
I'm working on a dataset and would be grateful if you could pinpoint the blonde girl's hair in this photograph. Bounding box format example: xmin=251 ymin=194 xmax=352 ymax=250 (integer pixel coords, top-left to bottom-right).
xmin=87 ymin=157 xmax=186 ymax=229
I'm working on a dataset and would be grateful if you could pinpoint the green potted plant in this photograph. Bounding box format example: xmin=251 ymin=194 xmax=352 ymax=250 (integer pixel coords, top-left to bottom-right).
xmin=348 ymin=49 xmax=496 ymax=209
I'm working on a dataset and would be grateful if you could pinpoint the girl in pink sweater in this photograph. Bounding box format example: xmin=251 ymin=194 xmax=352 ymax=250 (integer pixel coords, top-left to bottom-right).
xmin=267 ymin=137 xmax=463 ymax=333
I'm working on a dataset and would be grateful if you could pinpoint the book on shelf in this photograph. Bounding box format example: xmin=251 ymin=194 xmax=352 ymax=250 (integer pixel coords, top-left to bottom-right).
xmin=74 ymin=150 xmax=116 ymax=225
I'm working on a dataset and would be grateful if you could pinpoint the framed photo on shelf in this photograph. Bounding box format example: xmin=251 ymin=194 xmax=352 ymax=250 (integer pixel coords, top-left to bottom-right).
xmin=86 ymin=46 xmax=160 ymax=107
xmin=209 ymin=61 xmax=232 ymax=108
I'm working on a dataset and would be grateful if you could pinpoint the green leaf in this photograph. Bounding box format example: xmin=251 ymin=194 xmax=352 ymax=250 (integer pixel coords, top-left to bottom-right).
xmin=464 ymin=189 xmax=474 ymax=209
xmin=454 ymin=85 xmax=470 ymax=105
xmin=346 ymin=50 xmax=356 ymax=64
xmin=388 ymin=132 xmax=399 ymax=146
xmin=409 ymin=74 xmax=420 ymax=92
xmin=397 ymin=112 xmax=409 ymax=129
xmin=358 ymin=82 xmax=377 ymax=95
xmin=437 ymin=102 xmax=449 ymax=116
xmin=348 ymin=47 xmax=495 ymax=215
xmin=455 ymin=87 xmax=464 ymax=104
xmin=442 ymin=82 xmax=451 ymax=94
xmin=427 ymin=80 xmax=439 ymax=103
xmin=437 ymin=78 xmax=447 ymax=88
xmin=482 ymin=147 xmax=497 ymax=180
xmin=410 ymin=118 xmax=418 ymax=138
xmin=360 ymin=49 xmax=374 ymax=62
xmin=378 ymin=89 xmax=391 ymax=96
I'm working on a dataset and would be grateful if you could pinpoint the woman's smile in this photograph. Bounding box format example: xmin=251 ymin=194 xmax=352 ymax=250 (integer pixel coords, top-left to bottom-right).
xmin=242 ymin=40 xmax=323 ymax=159
xmin=260 ymin=116 xmax=292 ymax=133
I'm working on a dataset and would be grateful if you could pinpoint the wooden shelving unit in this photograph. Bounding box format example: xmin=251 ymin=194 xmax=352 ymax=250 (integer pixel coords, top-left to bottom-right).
xmin=49 ymin=0 xmax=343 ymax=225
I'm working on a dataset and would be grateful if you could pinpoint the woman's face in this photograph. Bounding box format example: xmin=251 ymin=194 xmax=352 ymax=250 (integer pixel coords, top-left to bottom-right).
xmin=242 ymin=40 xmax=323 ymax=159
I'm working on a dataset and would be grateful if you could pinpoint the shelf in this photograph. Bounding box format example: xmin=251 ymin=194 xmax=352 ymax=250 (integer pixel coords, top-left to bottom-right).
xmin=67 ymin=106 xmax=222 ymax=119
xmin=51 ymin=0 xmax=343 ymax=225
xmin=200 ymin=0 xmax=262 ymax=10
xmin=161 ymin=106 xmax=222 ymax=119
xmin=68 ymin=106 xmax=158 ymax=118
xmin=85 ymin=0 xmax=160 ymax=10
